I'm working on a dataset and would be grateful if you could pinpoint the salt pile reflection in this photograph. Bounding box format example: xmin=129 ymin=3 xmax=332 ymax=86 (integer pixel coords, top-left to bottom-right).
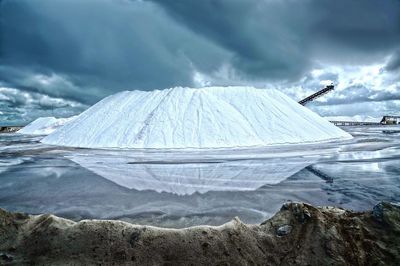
xmin=69 ymin=153 xmax=317 ymax=195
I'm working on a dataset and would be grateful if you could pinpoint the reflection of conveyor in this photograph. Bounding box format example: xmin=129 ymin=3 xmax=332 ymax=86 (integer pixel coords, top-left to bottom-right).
xmin=298 ymin=84 xmax=335 ymax=106
xmin=305 ymin=166 xmax=333 ymax=183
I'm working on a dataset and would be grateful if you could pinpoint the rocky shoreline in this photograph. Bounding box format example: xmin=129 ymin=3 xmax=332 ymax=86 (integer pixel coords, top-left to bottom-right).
xmin=1 ymin=202 xmax=399 ymax=265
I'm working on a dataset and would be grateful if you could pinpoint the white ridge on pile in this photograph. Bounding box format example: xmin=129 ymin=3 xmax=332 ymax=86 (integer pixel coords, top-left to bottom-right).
xmin=42 ymin=86 xmax=352 ymax=149
xmin=18 ymin=116 xmax=77 ymax=135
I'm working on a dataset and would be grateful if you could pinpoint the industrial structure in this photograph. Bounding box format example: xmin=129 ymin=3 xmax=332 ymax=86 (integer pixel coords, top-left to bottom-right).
xmin=0 ymin=126 xmax=22 ymax=133
xmin=380 ymin=116 xmax=400 ymax=125
xmin=299 ymin=85 xmax=399 ymax=126
xmin=330 ymin=116 xmax=400 ymax=126
xmin=329 ymin=120 xmax=381 ymax=126
xmin=298 ymin=84 xmax=335 ymax=106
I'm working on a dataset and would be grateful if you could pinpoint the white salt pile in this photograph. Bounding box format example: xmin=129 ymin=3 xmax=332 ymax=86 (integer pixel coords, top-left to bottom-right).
xmin=42 ymin=86 xmax=352 ymax=149
xmin=18 ymin=116 xmax=77 ymax=135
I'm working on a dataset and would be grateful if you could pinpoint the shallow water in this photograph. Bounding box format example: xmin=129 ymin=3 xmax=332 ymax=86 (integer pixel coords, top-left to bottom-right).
xmin=1 ymin=126 xmax=400 ymax=228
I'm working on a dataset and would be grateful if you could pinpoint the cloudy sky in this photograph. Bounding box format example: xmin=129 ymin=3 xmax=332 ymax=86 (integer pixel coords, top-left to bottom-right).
xmin=1 ymin=0 xmax=400 ymax=124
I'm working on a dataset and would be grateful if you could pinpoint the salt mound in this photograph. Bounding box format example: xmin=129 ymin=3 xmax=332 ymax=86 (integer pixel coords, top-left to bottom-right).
xmin=42 ymin=86 xmax=352 ymax=149
xmin=19 ymin=116 xmax=77 ymax=135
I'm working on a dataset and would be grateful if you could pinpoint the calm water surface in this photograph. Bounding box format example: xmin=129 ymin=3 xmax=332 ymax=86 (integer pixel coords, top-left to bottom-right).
xmin=1 ymin=126 xmax=400 ymax=228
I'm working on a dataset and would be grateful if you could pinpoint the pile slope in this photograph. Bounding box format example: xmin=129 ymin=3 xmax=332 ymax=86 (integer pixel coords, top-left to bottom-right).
xmin=42 ymin=86 xmax=352 ymax=149
xmin=18 ymin=116 xmax=77 ymax=135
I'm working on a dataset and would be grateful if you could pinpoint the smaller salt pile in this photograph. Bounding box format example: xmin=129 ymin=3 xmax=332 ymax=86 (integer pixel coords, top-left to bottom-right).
xmin=18 ymin=116 xmax=77 ymax=135
xmin=42 ymin=86 xmax=352 ymax=149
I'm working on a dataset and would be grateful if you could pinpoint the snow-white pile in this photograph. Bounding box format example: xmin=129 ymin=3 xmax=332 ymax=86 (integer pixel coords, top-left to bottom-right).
xmin=18 ymin=116 xmax=77 ymax=135
xmin=42 ymin=86 xmax=352 ymax=149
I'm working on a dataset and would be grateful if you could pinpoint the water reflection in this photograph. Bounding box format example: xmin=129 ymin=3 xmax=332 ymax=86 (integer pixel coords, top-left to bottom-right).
xmin=0 ymin=125 xmax=400 ymax=227
xmin=69 ymin=153 xmax=315 ymax=195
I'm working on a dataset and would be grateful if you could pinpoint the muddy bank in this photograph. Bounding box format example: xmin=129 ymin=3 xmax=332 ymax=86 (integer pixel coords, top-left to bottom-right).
xmin=1 ymin=202 xmax=399 ymax=265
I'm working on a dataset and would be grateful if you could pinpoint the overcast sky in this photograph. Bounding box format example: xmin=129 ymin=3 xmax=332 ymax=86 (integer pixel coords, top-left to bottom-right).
xmin=1 ymin=0 xmax=400 ymax=124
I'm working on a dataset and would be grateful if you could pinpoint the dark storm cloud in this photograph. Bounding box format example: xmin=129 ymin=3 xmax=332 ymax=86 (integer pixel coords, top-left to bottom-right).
xmin=385 ymin=50 xmax=400 ymax=72
xmin=150 ymin=0 xmax=400 ymax=78
xmin=0 ymin=86 xmax=86 ymax=125
xmin=309 ymin=0 xmax=400 ymax=60
xmin=0 ymin=0 xmax=231 ymax=104
xmin=1 ymin=0 xmax=400 ymax=123
xmin=148 ymin=0 xmax=311 ymax=80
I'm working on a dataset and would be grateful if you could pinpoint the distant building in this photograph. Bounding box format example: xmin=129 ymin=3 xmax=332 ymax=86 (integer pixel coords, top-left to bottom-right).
xmin=380 ymin=116 xmax=400 ymax=125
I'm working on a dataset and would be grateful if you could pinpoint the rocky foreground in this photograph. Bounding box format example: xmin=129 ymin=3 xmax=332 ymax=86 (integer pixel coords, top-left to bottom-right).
xmin=1 ymin=202 xmax=400 ymax=265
